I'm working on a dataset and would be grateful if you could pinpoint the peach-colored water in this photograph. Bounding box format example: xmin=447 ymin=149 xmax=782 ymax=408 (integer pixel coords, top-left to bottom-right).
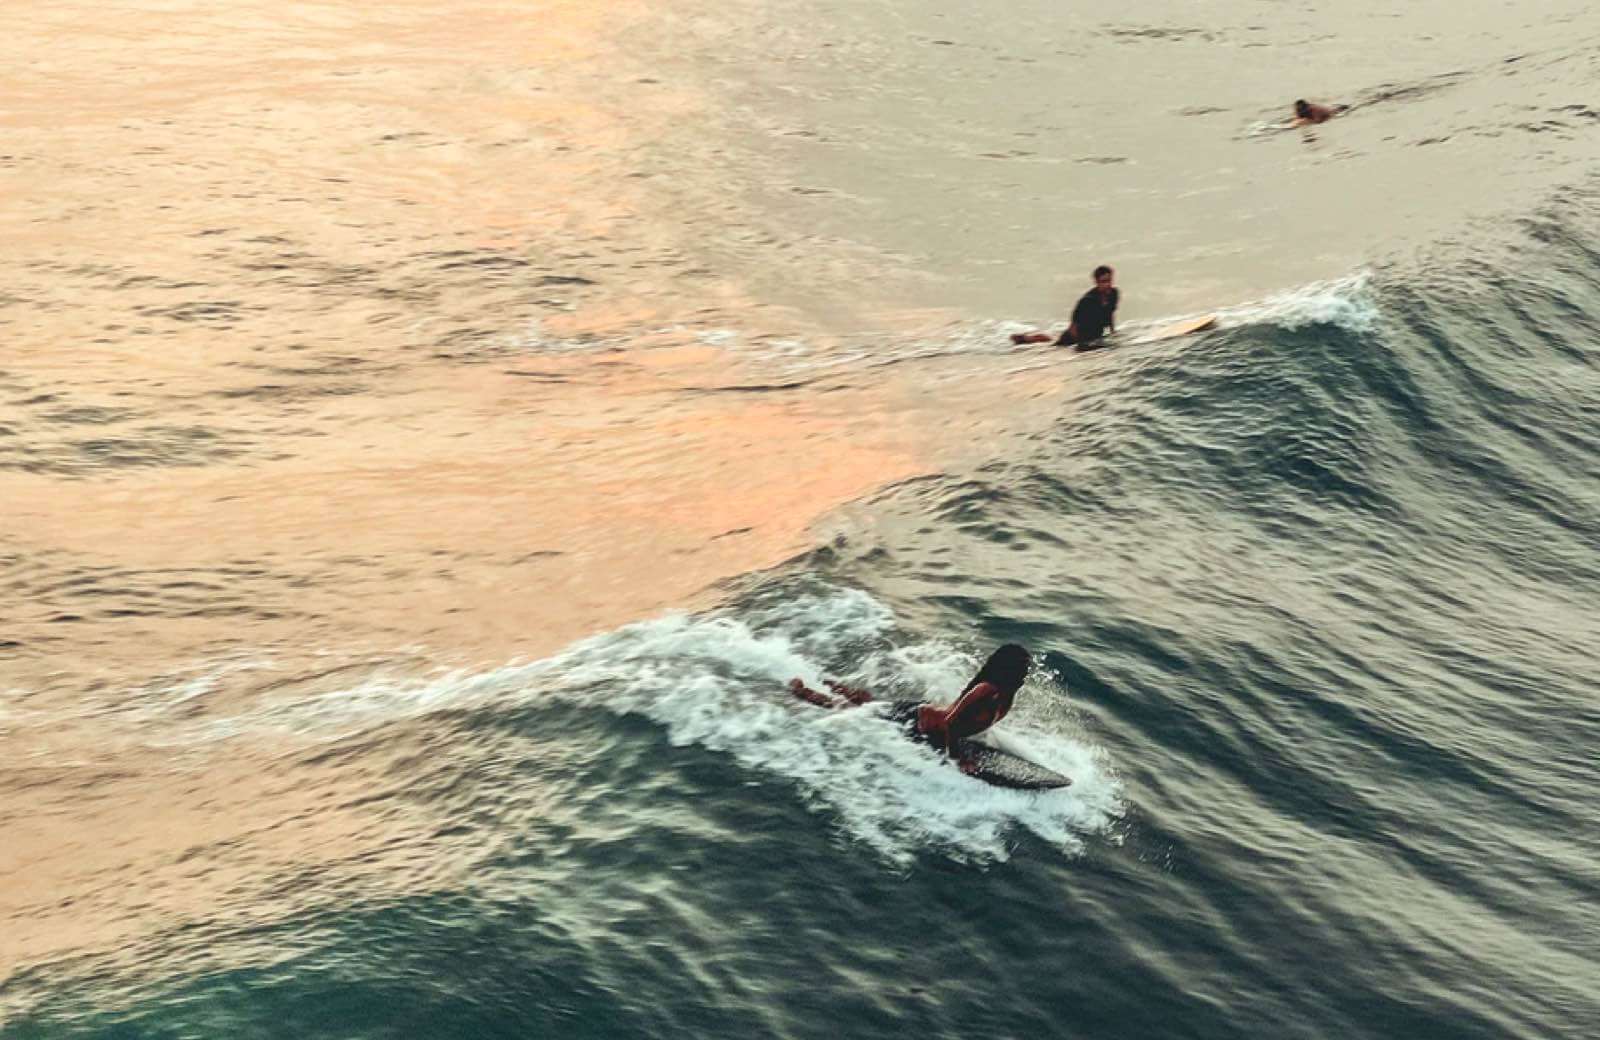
xmin=0 ymin=0 xmax=955 ymax=979
xmin=1 ymin=0 xmax=1118 ymax=984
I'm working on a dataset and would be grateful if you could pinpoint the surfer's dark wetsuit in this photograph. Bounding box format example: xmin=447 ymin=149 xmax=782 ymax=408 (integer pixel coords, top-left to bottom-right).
xmin=1008 ymin=264 xmax=1119 ymax=348
xmin=1057 ymin=286 xmax=1119 ymax=350
xmin=788 ymin=644 xmax=1033 ymax=767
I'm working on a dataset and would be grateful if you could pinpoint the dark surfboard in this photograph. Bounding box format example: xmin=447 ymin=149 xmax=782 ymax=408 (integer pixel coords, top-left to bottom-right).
xmin=953 ymin=738 xmax=1072 ymax=791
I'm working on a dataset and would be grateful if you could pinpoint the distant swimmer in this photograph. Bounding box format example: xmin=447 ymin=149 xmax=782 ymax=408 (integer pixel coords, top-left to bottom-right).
xmin=1011 ymin=265 xmax=1120 ymax=351
xmin=788 ymin=644 xmax=1032 ymax=773
xmin=1291 ymin=99 xmax=1345 ymax=126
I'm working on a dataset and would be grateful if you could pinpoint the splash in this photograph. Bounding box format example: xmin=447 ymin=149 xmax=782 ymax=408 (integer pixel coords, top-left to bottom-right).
xmin=534 ymin=587 xmax=1125 ymax=864
xmin=1216 ymin=272 xmax=1380 ymax=333
xmin=108 ymin=587 xmax=1123 ymax=865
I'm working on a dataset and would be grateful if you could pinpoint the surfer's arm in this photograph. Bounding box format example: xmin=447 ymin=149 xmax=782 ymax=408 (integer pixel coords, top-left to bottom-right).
xmin=788 ymin=678 xmax=839 ymax=708
xmin=789 ymin=678 xmax=876 ymax=709
xmin=824 ymin=679 xmax=874 ymax=705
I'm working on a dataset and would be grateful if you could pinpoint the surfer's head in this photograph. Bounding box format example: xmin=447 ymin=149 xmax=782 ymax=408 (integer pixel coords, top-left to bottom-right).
xmin=1092 ymin=265 xmax=1114 ymax=290
xmin=964 ymin=644 xmax=1032 ymax=695
xmin=1294 ymin=99 xmax=1311 ymax=118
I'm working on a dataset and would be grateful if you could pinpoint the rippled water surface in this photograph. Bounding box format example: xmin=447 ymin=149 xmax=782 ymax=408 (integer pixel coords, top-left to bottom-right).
xmin=4 ymin=1 xmax=1599 ymax=1038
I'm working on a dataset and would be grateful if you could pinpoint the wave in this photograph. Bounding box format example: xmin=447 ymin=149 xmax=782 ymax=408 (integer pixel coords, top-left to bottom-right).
xmin=533 ymin=587 xmax=1124 ymax=864
xmin=59 ymin=586 xmax=1121 ymax=867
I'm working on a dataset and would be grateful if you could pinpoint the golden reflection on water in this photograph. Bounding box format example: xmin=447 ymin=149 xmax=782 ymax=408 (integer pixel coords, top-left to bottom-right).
xmin=0 ymin=0 xmax=946 ymax=978
xmin=0 ymin=0 xmax=924 ymax=673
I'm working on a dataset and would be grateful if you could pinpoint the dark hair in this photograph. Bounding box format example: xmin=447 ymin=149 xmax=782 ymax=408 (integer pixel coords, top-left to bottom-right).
xmin=962 ymin=644 xmax=1032 ymax=696
xmin=1294 ymin=99 xmax=1310 ymax=116
xmin=1092 ymin=265 xmax=1113 ymax=280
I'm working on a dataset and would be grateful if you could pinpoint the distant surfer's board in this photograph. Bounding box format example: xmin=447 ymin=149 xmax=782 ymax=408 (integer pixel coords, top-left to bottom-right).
xmin=952 ymin=738 xmax=1072 ymax=791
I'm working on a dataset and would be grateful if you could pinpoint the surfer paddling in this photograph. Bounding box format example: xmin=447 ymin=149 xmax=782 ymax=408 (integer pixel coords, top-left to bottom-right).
xmin=787 ymin=644 xmax=1032 ymax=773
xmin=1011 ymin=265 xmax=1120 ymax=351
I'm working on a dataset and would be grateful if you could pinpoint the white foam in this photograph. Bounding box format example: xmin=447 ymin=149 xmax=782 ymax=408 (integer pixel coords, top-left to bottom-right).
xmin=532 ymin=588 xmax=1124 ymax=865
xmin=179 ymin=657 xmax=521 ymax=745
xmin=122 ymin=587 xmax=1121 ymax=865
xmin=1215 ymin=272 xmax=1380 ymax=334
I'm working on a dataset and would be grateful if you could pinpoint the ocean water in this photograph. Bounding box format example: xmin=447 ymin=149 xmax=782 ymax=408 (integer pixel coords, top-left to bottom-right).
xmin=4 ymin=1 xmax=1600 ymax=1038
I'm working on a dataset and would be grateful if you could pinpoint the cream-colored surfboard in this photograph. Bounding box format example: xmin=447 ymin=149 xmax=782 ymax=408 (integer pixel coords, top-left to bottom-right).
xmin=1137 ymin=314 xmax=1218 ymax=344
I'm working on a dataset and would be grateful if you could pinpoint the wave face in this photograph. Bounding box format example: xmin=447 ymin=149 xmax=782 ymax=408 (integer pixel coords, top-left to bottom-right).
xmin=804 ymin=194 xmax=1600 ymax=1037
xmin=10 ymin=189 xmax=1600 ymax=1040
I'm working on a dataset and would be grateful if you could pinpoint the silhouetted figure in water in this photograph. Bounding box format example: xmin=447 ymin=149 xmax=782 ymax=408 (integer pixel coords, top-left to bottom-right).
xmin=1011 ymin=265 xmax=1120 ymax=351
xmin=788 ymin=644 xmax=1032 ymax=773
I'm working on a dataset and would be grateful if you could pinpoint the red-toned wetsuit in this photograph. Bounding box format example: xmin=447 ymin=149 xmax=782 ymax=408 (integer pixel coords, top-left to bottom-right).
xmin=914 ymin=680 xmax=1015 ymax=752
xmin=787 ymin=675 xmax=1018 ymax=766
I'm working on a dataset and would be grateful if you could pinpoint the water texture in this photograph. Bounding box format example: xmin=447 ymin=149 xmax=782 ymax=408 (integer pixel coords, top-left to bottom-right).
xmin=4 ymin=2 xmax=1600 ymax=1039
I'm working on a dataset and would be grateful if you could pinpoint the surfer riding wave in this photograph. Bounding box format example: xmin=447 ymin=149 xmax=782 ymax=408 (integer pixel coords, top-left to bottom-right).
xmin=788 ymin=644 xmax=1032 ymax=774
